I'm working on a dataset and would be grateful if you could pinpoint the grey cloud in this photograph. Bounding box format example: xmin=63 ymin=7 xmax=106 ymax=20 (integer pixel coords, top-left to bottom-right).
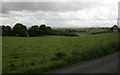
xmin=2 ymin=2 xmax=108 ymax=14
xmin=1 ymin=2 xmax=117 ymax=28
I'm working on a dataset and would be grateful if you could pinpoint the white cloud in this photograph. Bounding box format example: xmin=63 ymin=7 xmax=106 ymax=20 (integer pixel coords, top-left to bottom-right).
xmin=1 ymin=2 xmax=118 ymax=28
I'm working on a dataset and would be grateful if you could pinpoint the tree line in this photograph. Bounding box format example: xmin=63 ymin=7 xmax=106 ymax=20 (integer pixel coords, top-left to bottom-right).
xmin=1 ymin=23 xmax=77 ymax=37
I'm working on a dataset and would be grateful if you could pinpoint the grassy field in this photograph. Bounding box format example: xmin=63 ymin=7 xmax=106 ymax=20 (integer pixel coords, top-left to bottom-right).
xmin=0 ymin=36 xmax=2 ymax=74
xmin=2 ymin=33 xmax=119 ymax=73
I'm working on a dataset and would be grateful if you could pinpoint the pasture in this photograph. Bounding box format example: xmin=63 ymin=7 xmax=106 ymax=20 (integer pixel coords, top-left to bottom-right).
xmin=2 ymin=33 xmax=119 ymax=73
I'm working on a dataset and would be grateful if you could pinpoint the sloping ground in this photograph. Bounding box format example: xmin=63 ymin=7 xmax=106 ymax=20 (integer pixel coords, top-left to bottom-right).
xmin=2 ymin=33 xmax=119 ymax=73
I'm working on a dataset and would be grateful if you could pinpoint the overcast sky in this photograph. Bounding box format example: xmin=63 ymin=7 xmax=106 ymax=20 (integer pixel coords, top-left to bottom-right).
xmin=0 ymin=1 xmax=119 ymax=28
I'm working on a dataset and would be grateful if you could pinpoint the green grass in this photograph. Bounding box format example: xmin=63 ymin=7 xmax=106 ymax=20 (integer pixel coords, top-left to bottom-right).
xmin=2 ymin=33 xmax=119 ymax=73
xmin=0 ymin=36 xmax=2 ymax=74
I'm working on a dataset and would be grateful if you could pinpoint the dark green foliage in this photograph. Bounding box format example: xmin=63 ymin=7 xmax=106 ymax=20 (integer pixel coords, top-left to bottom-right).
xmin=51 ymin=52 xmax=67 ymax=61
xmin=30 ymin=60 xmax=35 ymax=66
xmin=51 ymin=30 xmax=78 ymax=36
xmin=2 ymin=24 xmax=119 ymax=37
xmin=0 ymin=26 xmax=1 ymax=35
xmin=2 ymin=25 xmax=12 ymax=36
xmin=55 ymin=52 xmax=67 ymax=59
xmin=28 ymin=25 xmax=53 ymax=36
xmin=66 ymin=29 xmax=77 ymax=32
xmin=91 ymin=31 xmax=107 ymax=34
xmin=109 ymin=25 xmax=119 ymax=32
xmin=118 ymin=28 xmax=120 ymax=32
xmin=39 ymin=24 xmax=47 ymax=35
xmin=72 ymin=49 xmax=81 ymax=63
xmin=12 ymin=23 xmax=28 ymax=37
xmin=10 ymin=63 xmax=16 ymax=70
xmin=39 ymin=25 xmax=53 ymax=35
xmin=46 ymin=26 xmax=53 ymax=35
xmin=28 ymin=25 xmax=39 ymax=37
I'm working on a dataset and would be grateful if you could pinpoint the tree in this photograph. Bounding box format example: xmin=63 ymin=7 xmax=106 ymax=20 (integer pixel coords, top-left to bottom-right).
xmin=28 ymin=25 xmax=39 ymax=37
xmin=6 ymin=26 xmax=12 ymax=36
xmin=0 ymin=26 xmax=2 ymax=36
xmin=12 ymin=23 xmax=28 ymax=37
xmin=2 ymin=25 xmax=12 ymax=36
xmin=39 ymin=24 xmax=47 ymax=35
xmin=46 ymin=26 xmax=52 ymax=35
xmin=39 ymin=25 xmax=53 ymax=35
xmin=2 ymin=25 xmax=6 ymax=36
xmin=46 ymin=26 xmax=52 ymax=30
xmin=110 ymin=25 xmax=119 ymax=32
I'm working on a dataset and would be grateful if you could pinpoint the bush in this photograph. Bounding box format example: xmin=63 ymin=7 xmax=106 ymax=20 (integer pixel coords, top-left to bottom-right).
xmin=51 ymin=52 xmax=67 ymax=61
xmin=50 ymin=30 xmax=78 ymax=36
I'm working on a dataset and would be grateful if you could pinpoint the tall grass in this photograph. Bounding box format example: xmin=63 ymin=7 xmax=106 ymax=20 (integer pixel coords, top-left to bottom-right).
xmin=72 ymin=40 xmax=119 ymax=62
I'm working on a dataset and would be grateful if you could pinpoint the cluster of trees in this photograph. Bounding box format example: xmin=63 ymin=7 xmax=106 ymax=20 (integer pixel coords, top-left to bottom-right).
xmin=50 ymin=29 xmax=77 ymax=36
xmin=3 ymin=23 xmax=118 ymax=37
xmin=28 ymin=24 xmax=53 ymax=37
xmin=2 ymin=25 xmax=12 ymax=36
xmin=2 ymin=23 xmax=53 ymax=37
xmin=2 ymin=23 xmax=77 ymax=37
xmin=109 ymin=25 xmax=119 ymax=32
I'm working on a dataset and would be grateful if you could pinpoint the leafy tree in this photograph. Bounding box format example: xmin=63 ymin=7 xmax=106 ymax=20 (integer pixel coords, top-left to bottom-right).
xmin=39 ymin=24 xmax=47 ymax=35
xmin=12 ymin=23 xmax=28 ymax=37
xmin=2 ymin=25 xmax=12 ymax=36
xmin=39 ymin=25 xmax=53 ymax=35
xmin=109 ymin=25 xmax=119 ymax=32
xmin=28 ymin=25 xmax=39 ymax=37
xmin=0 ymin=26 xmax=2 ymax=36
xmin=2 ymin=25 xmax=6 ymax=36
xmin=46 ymin=26 xmax=53 ymax=35
xmin=6 ymin=26 xmax=12 ymax=36
xmin=46 ymin=26 xmax=52 ymax=30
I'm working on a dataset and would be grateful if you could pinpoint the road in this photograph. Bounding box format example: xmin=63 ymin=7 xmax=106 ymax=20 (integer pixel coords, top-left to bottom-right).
xmin=48 ymin=52 xmax=118 ymax=73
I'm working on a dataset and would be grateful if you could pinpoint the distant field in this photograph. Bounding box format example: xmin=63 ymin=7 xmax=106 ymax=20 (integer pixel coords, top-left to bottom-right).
xmin=2 ymin=33 xmax=119 ymax=73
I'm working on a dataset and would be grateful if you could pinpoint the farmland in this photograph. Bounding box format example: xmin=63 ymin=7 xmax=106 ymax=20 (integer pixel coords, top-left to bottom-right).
xmin=2 ymin=32 xmax=119 ymax=73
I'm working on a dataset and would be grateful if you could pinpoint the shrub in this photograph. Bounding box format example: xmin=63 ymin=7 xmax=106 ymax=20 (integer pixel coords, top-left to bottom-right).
xmin=55 ymin=52 xmax=67 ymax=59
xmin=51 ymin=52 xmax=67 ymax=61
